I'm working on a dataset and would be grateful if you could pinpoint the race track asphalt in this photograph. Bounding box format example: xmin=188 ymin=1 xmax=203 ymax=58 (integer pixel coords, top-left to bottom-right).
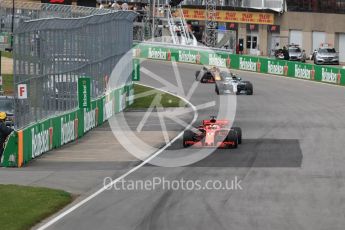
xmin=38 ymin=60 xmax=345 ymax=230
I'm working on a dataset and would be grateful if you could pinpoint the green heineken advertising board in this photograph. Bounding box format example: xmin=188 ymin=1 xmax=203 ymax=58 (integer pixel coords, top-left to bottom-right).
xmin=134 ymin=43 xmax=345 ymax=86
xmin=132 ymin=59 xmax=140 ymax=81
xmin=78 ymin=77 xmax=91 ymax=109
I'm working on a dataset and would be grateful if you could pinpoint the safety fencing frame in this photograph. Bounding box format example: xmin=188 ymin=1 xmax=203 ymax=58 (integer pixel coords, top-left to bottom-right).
xmin=13 ymin=11 xmax=136 ymax=129
xmin=133 ymin=42 xmax=345 ymax=85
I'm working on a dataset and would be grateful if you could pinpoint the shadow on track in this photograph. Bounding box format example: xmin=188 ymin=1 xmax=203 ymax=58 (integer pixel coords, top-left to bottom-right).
xmin=144 ymin=138 xmax=303 ymax=168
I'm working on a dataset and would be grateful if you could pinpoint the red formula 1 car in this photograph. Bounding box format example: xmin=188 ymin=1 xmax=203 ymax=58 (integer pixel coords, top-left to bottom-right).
xmin=183 ymin=117 xmax=242 ymax=149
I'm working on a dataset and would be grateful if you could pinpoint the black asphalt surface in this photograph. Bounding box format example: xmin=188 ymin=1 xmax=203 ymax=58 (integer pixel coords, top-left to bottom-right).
xmin=38 ymin=60 xmax=345 ymax=230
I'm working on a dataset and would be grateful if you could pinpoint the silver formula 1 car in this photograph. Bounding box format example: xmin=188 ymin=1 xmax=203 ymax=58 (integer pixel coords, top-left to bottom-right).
xmin=215 ymin=72 xmax=253 ymax=95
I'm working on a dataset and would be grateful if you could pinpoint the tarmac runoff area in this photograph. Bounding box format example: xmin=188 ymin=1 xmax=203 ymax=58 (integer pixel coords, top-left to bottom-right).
xmin=2 ymin=59 xmax=345 ymax=230
xmin=0 ymin=109 xmax=194 ymax=194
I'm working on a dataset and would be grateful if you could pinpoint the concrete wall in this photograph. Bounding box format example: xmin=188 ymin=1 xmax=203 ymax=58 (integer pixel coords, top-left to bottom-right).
xmin=259 ymin=25 xmax=268 ymax=56
xmin=280 ymin=12 xmax=345 ymax=33
xmin=303 ymin=31 xmax=312 ymax=55
xmin=278 ymin=12 xmax=345 ymax=56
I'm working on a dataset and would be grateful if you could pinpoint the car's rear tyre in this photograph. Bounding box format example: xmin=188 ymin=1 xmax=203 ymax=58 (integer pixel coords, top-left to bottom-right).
xmin=232 ymin=127 xmax=242 ymax=144
xmin=195 ymin=71 xmax=201 ymax=81
xmin=183 ymin=130 xmax=194 ymax=148
xmin=226 ymin=130 xmax=238 ymax=149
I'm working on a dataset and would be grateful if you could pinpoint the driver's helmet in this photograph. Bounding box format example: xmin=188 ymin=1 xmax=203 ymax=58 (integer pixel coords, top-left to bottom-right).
xmin=0 ymin=112 xmax=7 ymax=120
xmin=210 ymin=124 xmax=218 ymax=130
xmin=214 ymin=73 xmax=222 ymax=81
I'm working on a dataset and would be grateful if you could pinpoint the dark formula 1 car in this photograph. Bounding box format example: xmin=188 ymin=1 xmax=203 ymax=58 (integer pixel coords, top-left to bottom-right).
xmin=195 ymin=66 xmax=222 ymax=83
xmin=215 ymin=72 xmax=253 ymax=95
xmin=183 ymin=117 xmax=242 ymax=149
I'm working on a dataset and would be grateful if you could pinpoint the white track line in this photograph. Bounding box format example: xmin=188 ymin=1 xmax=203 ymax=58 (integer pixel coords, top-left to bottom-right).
xmin=36 ymin=83 xmax=198 ymax=230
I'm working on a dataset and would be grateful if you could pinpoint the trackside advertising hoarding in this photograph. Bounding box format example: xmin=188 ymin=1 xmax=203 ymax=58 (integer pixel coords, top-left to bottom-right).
xmin=0 ymin=84 xmax=134 ymax=167
xmin=78 ymin=77 xmax=91 ymax=109
xmin=133 ymin=43 xmax=345 ymax=85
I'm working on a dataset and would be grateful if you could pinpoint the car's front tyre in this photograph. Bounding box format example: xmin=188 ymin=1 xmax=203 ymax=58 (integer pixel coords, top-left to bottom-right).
xmin=232 ymin=127 xmax=242 ymax=144
xmin=246 ymin=88 xmax=253 ymax=95
xmin=183 ymin=130 xmax=195 ymax=148
xmin=226 ymin=130 xmax=238 ymax=149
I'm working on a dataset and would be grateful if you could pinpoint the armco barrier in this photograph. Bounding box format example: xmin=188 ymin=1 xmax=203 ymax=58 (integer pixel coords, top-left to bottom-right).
xmin=0 ymin=84 xmax=133 ymax=167
xmin=133 ymin=43 xmax=345 ymax=85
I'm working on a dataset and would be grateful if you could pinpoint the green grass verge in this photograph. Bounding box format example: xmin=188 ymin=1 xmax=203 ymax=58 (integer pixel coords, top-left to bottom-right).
xmin=128 ymin=84 xmax=185 ymax=109
xmin=0 ymin=184 xmax=72 ymax=230
xmin=0 ymin=51 xmax=13 ymax=59
xmin=2 ymin=74 xmax=14 ymax=95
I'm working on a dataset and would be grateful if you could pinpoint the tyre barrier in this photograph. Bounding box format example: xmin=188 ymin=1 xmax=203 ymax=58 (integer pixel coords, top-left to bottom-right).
xmin=1 ymin=84 xmax=134 ymax=167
